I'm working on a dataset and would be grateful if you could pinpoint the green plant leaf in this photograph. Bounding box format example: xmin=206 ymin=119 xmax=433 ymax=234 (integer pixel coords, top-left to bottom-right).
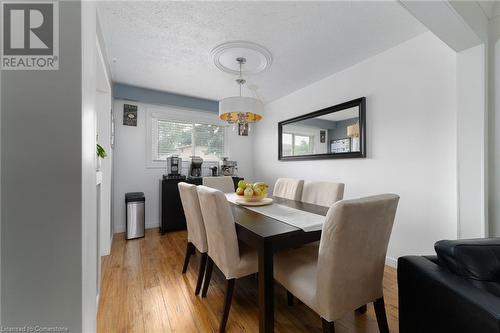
xmin=96 ymin=144 xmax=107 ymax=158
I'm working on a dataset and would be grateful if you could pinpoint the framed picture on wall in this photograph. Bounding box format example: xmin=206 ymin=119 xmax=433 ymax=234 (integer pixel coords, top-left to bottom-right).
xmin=123 ymin=104 xmax=138 ymax=126
xmin=320 ymin=130 xmax=326 ymax=143
xmin=330 ymin=137 xmax=351 ymax=153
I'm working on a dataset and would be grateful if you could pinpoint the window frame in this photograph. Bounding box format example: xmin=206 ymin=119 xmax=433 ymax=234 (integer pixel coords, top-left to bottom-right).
xmin=282 ymin=131 xmax=315 ymax=156
xmin=146 ymin=106 xmax=227 ymax=169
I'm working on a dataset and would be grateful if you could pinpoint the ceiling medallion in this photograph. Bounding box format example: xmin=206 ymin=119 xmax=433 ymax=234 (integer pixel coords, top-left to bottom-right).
xmin=211 ymin=41 xmax=273 ymax=75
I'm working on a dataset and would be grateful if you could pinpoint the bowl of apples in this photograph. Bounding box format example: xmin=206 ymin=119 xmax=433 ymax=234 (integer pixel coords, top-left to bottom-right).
xmin=235 ymin=181 xmax=269 ymax=202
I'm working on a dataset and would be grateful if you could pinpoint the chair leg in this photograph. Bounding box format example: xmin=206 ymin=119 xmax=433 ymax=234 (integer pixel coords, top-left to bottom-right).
xmin=373 ymin=297 xmax=389 ymax=333
xmin=219 ymin=279 xmax=235 ymax=333
xmin=321 ymin=318 xmax=335 ymax=333
xmin=195 ymin=253 xmax=208 ymax=295
xmin=287 ymin=291 xmax=294 ymax=306
xmin=182 ymin=242 xmax=195 ymax=274
xmin=355 ymin=304 xmax=367 ymax=314
xmin=201 ymin=256 xmax=214 ymax=298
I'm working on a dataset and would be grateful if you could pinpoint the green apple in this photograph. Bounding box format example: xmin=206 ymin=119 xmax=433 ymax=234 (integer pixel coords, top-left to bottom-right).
xmin=244 ymin=187 xmax=254 ymax=197
xmin=253 ymin=188 xmax=262 ymax=196
xmin=236 ymin=187 xmax=244 ymax=196
xmin=237 ymin=180 xmax=247 ymax=189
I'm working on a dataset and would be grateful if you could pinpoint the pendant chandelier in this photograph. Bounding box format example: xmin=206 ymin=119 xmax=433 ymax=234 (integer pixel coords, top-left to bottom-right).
xmin=219 ymin=57 xmax=263 ymax=126
xmin=211 ymin=41 xmax=272 ymax=132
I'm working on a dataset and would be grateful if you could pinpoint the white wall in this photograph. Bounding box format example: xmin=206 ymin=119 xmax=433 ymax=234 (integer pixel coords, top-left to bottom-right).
xmin=96 ymin=40 xmax=113 ymax=257
xmin=1 ymin=2 xmax=89 ymax=330
xmin=82 ymin=1 xmax=98 ymax=332
xmin=400 ymin=0 xmax=491 ymax=239
xmin=489 ymin=17 xmax=500 ymax=236
xmin=113 ymin=100 xmax=254 ymax=233
xmin=457 ymin=44 xmax=486 ymax=238
xmin=253 ymin=32 xmax=458 ymax=263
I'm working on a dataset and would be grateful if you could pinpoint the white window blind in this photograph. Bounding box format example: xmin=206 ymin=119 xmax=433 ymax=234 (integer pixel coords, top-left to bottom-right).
xmin=152 ymin=118 xmax=225 ymax=162
xmin=193 ymin=123 xmax=225 ymax=160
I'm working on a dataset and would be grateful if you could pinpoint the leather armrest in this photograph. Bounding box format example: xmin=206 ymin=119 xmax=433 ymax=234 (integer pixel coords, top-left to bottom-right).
xmin=423 ymin=254 xmax=439 ymax=264
xmin=435 ymin=238 xmax=500 ymax=281
xmin=398 ymin=256 xmax=500 ymax=333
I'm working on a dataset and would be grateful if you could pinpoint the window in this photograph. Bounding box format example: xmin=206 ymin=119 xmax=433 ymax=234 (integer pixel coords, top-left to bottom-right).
xmin=193 ymin=123 xmax=225 ymax=160
xmin=152 ymin=118 xmax=225 ymax=162
xmin=294 ymin=134 xmax=313 ymax=155
xmin=282 ymin=132 xmax=314 ymax=156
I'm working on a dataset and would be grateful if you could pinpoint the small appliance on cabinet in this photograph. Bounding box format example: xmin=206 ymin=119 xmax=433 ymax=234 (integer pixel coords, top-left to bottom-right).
xmin=189 ymin=156 xmax=203 ymax=177
xmin=166 ymin=155 xmax=182 ymax=176
xmin=221 ymin=157 xmax=238 ymax=176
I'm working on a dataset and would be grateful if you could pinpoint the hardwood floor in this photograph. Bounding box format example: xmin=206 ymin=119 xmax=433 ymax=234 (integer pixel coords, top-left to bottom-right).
xmin=97 ymin=229 xmax=399 ymax=333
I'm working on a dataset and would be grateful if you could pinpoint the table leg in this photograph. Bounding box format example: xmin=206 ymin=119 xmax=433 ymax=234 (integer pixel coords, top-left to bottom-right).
xmin=258 ymin=241 xmax=274 ymax=333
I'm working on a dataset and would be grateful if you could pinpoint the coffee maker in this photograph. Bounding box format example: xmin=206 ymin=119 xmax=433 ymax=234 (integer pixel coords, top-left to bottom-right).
xmin=221 ymin=157 xmax=238 ymax=176
xmin=166 ymin=155 xmax=181 ymax=175
xmin=189 ymin=156 xmax=203 ymax=177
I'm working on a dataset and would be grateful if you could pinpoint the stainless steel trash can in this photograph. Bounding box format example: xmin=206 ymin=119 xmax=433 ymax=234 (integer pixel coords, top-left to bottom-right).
xmin=125 ymin=192 xmax=145 ymax=240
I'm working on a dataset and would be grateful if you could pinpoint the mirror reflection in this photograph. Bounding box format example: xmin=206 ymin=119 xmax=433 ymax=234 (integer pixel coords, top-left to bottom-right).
xmin=281 ymin=106 xmax=361 ymax=157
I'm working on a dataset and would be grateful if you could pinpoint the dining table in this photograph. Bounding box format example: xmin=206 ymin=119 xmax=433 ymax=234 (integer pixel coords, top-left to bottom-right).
xmin=227 ymin=195 xmax=330 ymax=333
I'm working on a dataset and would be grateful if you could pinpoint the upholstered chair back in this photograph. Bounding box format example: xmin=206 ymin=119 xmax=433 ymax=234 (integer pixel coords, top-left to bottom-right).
xmin=178 ymin=182 xmax=208 ymax=253
xmin=202 ymin=176 xmax=235 ymax=193
xmin=197 ymin=186 xmax=241 ymax=278
xmin=273 ymin=178 xmax=304 ymax=201
xmin=301 ymin=181 xmax=345 ymax=207
xmin=316 ymin=194 xmax=399 ymax=321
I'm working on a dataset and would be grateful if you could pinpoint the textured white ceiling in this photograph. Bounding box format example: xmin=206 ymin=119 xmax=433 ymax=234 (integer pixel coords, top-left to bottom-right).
xmin=97 ymin=1 xmax=427 ymax=103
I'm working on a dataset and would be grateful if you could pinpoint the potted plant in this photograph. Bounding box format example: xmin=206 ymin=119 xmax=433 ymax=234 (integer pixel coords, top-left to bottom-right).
xmin=96 ymin=144 xmax=107 ymax=171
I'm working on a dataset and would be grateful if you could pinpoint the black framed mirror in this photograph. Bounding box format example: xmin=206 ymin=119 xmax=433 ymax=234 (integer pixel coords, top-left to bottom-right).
xmin=278 ymin=97 xmax=366 ymax=160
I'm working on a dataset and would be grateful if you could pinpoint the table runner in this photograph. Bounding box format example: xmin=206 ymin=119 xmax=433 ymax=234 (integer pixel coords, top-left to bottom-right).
xmin=225 ymin=193 xmax=325 ymax=232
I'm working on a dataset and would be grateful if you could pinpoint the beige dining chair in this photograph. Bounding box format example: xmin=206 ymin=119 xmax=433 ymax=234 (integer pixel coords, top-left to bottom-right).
xmin=202 ymin=176 xmax=235 ymax=193
xmin=274 ymin=194 xmax=400 ymax=333
xmin=273 ymin=178 xmax=304 ymax=201
xmin=197 ymin=185 xmax=259 ymax=332
xmin=289 ymin=181 xmax=345 ymax=266
xmin=301 ymin=181 xmax=345 ymax=207
xmin=178 ymin=182 xmax=208 ymax=296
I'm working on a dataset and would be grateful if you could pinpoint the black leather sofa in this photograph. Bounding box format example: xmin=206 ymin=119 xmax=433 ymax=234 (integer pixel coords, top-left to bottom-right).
xmin=398 ymin=238 xmax=500 ymax=333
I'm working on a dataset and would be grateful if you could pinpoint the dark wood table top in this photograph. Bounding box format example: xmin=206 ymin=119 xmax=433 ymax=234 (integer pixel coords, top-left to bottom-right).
xmin=229 ymin=195 xmax=329 ymax=239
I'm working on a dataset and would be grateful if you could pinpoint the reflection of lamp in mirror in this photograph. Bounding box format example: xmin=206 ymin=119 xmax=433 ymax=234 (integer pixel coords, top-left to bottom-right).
xmin=347 ymin=123 xmax=360 ymax=152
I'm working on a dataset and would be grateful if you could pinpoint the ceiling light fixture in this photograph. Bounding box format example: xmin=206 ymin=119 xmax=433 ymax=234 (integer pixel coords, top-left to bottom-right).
xmin=218 ymin=57 xmax=263 ymax=127
xmin=212 ymin=41 xmax=272 ymax=134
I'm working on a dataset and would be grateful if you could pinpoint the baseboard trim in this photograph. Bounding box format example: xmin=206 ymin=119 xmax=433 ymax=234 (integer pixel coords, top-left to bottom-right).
xmin=146 ymin=221 xmax=159 ymax=229
xmin=385 ymin=256 xmax=398 ymax=268
xmin=114 ymin=221 xmax=159 ymax=234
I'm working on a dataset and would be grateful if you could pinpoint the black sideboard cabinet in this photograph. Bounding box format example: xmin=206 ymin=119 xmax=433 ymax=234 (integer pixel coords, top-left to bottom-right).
xmin=160 ymin=176 xmax=243 ymax=235
xmin=159 ymin=177 xmax=187 ymax=234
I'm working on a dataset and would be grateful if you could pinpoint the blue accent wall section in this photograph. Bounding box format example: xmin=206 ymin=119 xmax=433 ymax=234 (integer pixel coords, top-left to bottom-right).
xmin=113 ymin=83 xmax=219 ymax=113
xmin=301 ymin=118 xmax=337 ymax=129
